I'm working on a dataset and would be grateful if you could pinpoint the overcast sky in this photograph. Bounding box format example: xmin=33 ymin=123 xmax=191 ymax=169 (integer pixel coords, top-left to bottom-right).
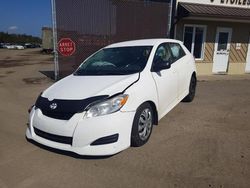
xmin=0 ymin=0 xmax=52 ymax=37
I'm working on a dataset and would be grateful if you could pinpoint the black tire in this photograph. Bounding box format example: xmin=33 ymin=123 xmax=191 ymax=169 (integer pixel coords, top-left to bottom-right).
xmin=131 ymin=103 xmax=154 ymax=147
xmin=182 ymin=75 xmax=197 ymax=102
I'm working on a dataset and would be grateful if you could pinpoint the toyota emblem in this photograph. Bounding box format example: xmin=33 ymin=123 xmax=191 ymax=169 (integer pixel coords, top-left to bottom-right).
xmin=50 ymin=103 xmax=57 ymax=110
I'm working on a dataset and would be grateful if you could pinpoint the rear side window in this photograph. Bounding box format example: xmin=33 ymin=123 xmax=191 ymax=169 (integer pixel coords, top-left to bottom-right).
xmin=169 ymin=43 xmax=186 ymax=63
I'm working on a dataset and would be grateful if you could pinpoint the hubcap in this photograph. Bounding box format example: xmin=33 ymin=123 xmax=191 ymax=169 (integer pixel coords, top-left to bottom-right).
xmin=138 ymin=108 xmax=152 ymax=141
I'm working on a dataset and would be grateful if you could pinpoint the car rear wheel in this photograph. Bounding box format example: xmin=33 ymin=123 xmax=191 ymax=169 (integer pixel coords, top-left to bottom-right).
xmin=182 ymin=75 xmax=197 ymax=102
xmin=131 ymin=103 xmax=153 ymax=147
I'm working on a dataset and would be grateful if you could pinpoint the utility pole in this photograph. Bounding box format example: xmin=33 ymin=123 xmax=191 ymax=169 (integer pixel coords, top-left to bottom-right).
xmin=167 ymin=0 xmax=173 ymax=38
xmin=51 ymin=0 xmax=59 ymax=80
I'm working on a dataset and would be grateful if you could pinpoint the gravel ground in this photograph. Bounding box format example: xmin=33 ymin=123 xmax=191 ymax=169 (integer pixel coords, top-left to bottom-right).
xmin=0 ymin=49 xmax=250 ymax=188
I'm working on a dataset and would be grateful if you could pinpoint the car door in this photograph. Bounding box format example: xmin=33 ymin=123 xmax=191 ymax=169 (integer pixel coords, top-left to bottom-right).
xmin=151 ymin=43 xmax=178 ymax=118
xmin=169 ymin=43 xmax=189 ymax=98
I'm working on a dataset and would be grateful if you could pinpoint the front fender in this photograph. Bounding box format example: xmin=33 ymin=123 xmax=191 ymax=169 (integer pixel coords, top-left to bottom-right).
xmin=121 ymin=73 xmax=158 ymax=113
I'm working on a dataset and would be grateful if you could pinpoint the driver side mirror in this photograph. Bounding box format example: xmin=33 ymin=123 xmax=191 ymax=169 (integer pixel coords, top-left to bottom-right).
xmin=152 ymin=58 xmax=171 ymax=72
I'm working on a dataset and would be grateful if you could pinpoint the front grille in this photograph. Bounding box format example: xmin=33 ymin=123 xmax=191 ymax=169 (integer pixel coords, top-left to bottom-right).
xmin=35 ymin=95 xmax=109 ymax=120
xmin=41 ymin=110 xmax=75 ymax=120
xmin=34 ymin=127 xmax=72 ymax=145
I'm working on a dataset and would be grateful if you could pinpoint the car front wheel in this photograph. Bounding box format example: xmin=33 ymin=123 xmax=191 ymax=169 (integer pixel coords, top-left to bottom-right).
xmin=131 ymin=103 xmax=154 ymax=147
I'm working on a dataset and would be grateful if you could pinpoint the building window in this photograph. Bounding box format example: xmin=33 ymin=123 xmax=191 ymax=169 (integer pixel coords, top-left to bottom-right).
xmin=217 ymin=32 xmax=229 ymax=51
xmin=183 ymin=25 xmax=206 ymax=60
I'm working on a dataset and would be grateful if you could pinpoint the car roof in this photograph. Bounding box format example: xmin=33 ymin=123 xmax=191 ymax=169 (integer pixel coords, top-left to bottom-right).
xmin=105 ymin=39 xmax=183 ymax=48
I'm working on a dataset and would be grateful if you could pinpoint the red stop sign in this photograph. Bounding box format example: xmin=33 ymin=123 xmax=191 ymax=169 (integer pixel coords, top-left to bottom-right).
xmin=58 ymin=38 xmax=76 ymax=56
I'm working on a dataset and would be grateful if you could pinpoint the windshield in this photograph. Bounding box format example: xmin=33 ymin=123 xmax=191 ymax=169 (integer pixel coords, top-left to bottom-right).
xmin=74 ymin=46 xmax=153 ymax=76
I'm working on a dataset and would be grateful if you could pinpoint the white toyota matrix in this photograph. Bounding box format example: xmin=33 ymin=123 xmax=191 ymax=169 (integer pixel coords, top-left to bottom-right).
xmin=26 ymin=39 xmax=197 ymax=156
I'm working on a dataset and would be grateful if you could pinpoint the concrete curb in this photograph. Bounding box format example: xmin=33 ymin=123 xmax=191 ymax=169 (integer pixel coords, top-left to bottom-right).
xmin=198 ymin=74 xmax=250 ymax=81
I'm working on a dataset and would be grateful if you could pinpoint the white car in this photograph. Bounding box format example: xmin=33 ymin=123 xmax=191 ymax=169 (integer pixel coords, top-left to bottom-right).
xmin=26 ymin=39 xmax=197 ymax=156
xmin=5 ymin=44 xmax=24 ymax=50
xmin=15 ymin=45 xmax=25 ymax=50
xmin=5 ymin=45 xmax=16 ymax=49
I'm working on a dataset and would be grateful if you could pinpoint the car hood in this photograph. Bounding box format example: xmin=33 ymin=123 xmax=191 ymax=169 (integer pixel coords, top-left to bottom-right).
xmin=42 ymin=73 xmax=139 ymax=100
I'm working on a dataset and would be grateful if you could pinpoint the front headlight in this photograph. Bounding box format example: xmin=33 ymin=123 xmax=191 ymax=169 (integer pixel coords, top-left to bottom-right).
xmin=85 ymin=94 xmax=129 ymax=118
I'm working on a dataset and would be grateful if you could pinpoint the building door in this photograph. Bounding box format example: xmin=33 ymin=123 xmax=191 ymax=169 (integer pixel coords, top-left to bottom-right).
xmin=246 ymin=35 xmax=250 ymax=73
xmin=212 ymin=27 xmax=232 ymax=74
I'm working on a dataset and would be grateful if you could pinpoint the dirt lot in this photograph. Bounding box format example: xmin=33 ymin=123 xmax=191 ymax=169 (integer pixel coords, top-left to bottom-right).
xmin=0 ymin=49 xmax=250 ymax=188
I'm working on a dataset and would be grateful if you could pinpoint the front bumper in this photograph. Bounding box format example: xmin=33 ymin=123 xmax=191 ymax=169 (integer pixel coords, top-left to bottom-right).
xmin=26 ymin=108 xmax=135 ymax=156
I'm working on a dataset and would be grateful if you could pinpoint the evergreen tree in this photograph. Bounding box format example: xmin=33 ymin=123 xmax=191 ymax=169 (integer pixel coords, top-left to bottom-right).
xmin=0 ymin=32 xmax=41 ymax=44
